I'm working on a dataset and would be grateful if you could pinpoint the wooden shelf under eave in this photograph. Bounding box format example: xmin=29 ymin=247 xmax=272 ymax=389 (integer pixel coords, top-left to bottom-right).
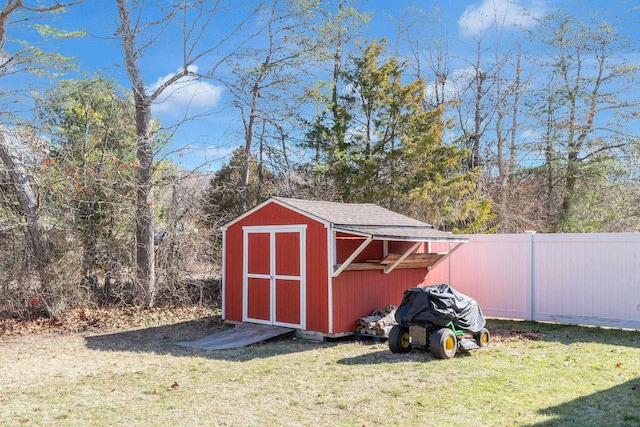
xmin=381 ymin=252 xmax=447 ymax=267
xmin=335 ymin=263 xmax=426 ymax=271
xmin=334 ymin=253 xmax=448 ymax=272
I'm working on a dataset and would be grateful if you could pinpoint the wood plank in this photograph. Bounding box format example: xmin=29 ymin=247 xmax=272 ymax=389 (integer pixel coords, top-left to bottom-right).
xmin=334 ymin=253 xmax=449 ymax=272
xmin=335 ymin=262 xmax=435 ymax=271
xmin=380 ymin=253 xmax=447 ymax=265
xmin=384 ymin=241 xmax=423 ymax=274
xmin=177 ymin=323 xmax=294 ymax=351
xmin=339 ymin=263 xmax=385 ymax=270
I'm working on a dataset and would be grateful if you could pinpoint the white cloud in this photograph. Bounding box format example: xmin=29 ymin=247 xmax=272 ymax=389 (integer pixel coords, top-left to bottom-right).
xmin=149 ymin=65 xmax=223 ymax=116
xmin=424 ymin=66 xmax=477 ymax=104
xmin=458 ymin=0 xmax=547 ymax=38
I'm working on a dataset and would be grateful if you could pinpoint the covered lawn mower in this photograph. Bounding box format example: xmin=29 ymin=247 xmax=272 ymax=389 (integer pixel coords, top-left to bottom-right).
xmin=389 ymin=284 xmax=490 ymax=359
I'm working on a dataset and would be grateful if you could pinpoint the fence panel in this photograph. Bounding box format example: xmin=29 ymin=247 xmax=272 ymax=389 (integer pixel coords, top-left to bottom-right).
xmin=532 ymin=233 xmax=640 ymax=329
xmin=427 ymin=233 xmax=640 ymax=329
xmin=454 ymin=235 xmax=532 ymax=320
xmin=423 ymin=241 xmax=453 ymax=286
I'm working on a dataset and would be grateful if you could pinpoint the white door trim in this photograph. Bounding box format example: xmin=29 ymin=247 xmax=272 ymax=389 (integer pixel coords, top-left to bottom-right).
xmin=242 ymin=225 xmax=306 ymax=329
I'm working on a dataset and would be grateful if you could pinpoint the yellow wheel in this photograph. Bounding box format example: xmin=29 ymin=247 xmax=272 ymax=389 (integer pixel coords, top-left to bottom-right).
xmin=430 ymin=328 xmax=457 ymax=359
xmin=389 ymin=325 xmax=412 ymax=353
xmin=445 ymin=335 xmax=455 ymax=351
xmin=474 ymin=328 xmax=490 ymax=348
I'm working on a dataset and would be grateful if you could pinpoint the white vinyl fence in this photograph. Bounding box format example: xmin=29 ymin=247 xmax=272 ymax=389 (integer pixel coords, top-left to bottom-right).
xmin=427 ymin=234 xmax=640 ymax=330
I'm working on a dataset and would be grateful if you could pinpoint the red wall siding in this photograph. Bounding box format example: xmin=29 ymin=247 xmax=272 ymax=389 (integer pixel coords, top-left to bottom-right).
xmin=389 ymin=241 xmax=428 ymax=254
xmin=331 ymin=268 xmax=429 ymax=334
xmin=334 ymin=237 xmax=428 ymax=264
xmin=304 ymin=223 xmax=329 ymax=333
xmin=224 ymin=225 xmax=244 ymax=322
xmin=224 ymin=202 xmax=330 ymax=333
xmin=335 ymin=234 xmax=383 ymax=263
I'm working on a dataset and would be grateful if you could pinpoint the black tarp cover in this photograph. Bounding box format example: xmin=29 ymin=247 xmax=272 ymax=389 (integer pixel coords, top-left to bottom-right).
xmin=395 ymin=284 xmax=486 ymax=333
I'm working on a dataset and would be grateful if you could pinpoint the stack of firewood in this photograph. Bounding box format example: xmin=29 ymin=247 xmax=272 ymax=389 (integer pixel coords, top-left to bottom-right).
xmin=356 ymin=305 xmax=397 ymax=337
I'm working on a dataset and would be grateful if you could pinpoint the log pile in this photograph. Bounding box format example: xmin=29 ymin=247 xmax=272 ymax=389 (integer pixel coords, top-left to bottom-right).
xmin=356 ymin=305 xmax=397 ymax=337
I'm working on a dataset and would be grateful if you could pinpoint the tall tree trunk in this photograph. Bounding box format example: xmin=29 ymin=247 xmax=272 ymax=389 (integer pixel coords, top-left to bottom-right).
xmin=239 ymin=1 xmax=276 ymax=213
xmin=543 ymin=87 xmax=556 ymax=226
xmin=330 ymin=0 xmax=344 ymax=127
xmin=240 ymin=85 xmax=258 ymax=214
xmin=507 ymin=54 xmax=522 ymax=201
xmin=81 ymin=109 xmax=97 ymax=282
xmin=496 ymin=53 xmax=523 ymax=232
xmin=133 ymin=93 xmax=156 ymax=307
xmin=470 ymin=67 xmax=484 ymax=170
xmin=257 ymin=122 xmax=265 ymax=204
xmin=0 ymin=129 xmax=52 ymax=305
xmin=330 ymin=0 xmax=346 ymax=178
xmin=558 ymin=159 xmax=578 ymax=230
xmin=117 ymin=0 xmax=156 ymax=307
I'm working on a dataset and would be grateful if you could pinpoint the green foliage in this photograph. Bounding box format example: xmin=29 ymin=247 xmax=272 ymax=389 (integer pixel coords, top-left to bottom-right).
xmin=32 ymin=24 xmax=86 ymax=40
xmin=0 ymin=12 xmax=84 ymax=82
xmin=202 ymin=147 xmax=279 ymax=228
xmin=556 ymin=159 xmax=640 ymax=232
xmin=309 ymin=40 xmax=492 ymax=231
xmin=37 ymin=77 xmax=138 ymax=279
xmin=309 ymin=0 xmax=372 ymax=63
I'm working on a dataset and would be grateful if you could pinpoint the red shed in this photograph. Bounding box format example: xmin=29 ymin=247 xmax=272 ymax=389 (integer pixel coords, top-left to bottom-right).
xmin=221 ymin=197 xmax=467 ymax=338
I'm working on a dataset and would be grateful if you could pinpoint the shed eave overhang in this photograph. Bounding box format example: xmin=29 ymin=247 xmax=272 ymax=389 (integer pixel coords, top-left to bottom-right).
xmin=332 ymin=225 xmax=469 ymax=243
xmin=331 ymin=225 xmax=467 ymax=276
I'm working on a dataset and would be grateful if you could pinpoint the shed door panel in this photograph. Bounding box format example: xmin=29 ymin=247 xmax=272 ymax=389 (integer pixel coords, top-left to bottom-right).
xmin=247 ymin=277 xmax=271 ymax=321
xmin=275 ymin=232 xmax=300 ymax=276
xmin=246 ymin=232 xmax=272 ymax=323
xmin=275 ymin=278 xmax=301 ymax=325
xmin=247 ymin=233 xmax=270 ymax=275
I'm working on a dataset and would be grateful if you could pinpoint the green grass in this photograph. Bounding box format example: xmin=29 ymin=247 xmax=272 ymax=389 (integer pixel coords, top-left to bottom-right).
xmin=1 ymin=319 xmax=639 ymax=426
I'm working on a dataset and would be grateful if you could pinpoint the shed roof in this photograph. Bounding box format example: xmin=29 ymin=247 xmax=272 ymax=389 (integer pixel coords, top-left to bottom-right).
xmin=272 ymin=197 xmax=427 ymax=227
xmin=271 ymin=197 xmax=466 ymax=243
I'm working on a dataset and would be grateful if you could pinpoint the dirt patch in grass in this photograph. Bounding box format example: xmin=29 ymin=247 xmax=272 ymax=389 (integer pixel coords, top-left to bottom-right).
xmin=491 ymin=328 xmax=544 ymax=342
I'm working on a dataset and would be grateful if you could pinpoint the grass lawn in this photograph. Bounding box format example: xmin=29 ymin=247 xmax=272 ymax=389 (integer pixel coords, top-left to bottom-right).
xmin=1 ymin=314 xmax=639 ymax=426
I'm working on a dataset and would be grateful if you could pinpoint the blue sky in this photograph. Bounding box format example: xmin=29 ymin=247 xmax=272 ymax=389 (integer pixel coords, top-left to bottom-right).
xmin=8 ymin=0 xmax=639 ymax=171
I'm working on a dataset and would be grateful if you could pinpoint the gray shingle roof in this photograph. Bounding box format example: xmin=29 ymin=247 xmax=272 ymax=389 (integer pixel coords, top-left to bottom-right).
xmin=272 ymin=197 xmax=466 ymax=242
xmin=273 ymin=197 xmax=428 ymax=227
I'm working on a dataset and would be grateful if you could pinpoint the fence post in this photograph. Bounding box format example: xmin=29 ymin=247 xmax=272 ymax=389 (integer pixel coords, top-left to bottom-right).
xmin=525 ymin=230 xmax=536 ymax=321
xmin=448 ymin=241 xmax=452 ymax=285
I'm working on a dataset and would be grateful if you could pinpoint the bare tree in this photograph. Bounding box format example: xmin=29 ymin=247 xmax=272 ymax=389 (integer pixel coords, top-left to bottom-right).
xmin=225 ymin=0 xmax=318 ymax=212
xmin=411 ymin=3 xmax=539 ymax=231
xmin=0 ymin=0 xmax=83 ymax=316
xmin=0 ymin=130 xmax=50 ymax=288
xmin=533 ymin=10 xmax=640 ymax=231
xmin=455 ymin=34 xmax=496 ymax=172
xmin=394 ymin=6 xmax=451 ymax=109
xmin=115 ymin=0 xmax=261 ymax=307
